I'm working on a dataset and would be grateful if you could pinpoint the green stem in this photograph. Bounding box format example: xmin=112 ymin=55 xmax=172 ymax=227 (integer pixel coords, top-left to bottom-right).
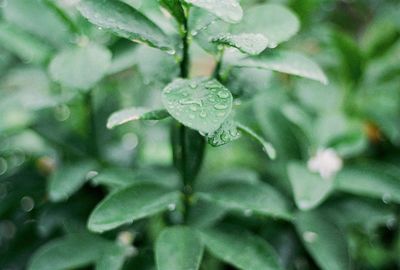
xmin=213 ymin=48 xmax=225 ymax=80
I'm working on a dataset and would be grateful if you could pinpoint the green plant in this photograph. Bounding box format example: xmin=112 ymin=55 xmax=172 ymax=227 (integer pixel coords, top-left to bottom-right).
xmin=1 ymin=0 xmax=400 ymax=270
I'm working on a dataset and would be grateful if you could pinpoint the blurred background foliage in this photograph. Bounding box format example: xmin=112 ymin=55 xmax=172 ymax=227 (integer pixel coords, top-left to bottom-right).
xmin=0 ymin=0 xmax=399 ymax=269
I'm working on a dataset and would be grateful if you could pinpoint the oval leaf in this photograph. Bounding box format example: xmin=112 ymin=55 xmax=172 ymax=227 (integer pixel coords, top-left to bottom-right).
xmin=197 ymin=182 xmax=292 ymax=220
xmin=232 ymin=50 xmax=328 ymax=84
xmin=88 ymin=183 xmax=181 ymax=232
xmin=211 ymin=33 xmax=269 ymax=55
xmin=162 ymin=78 xmax=233 ymax=133
xmin=107 ymin=108 xmax=170 ymax=129
xmin=184 ymin=0 xmax=243 ymax=23
xmin=156 ymin=227 xmax=204 ymax=270
xmin=200 ymin=226 xmax=283 ymax=270
xmin=288 ymin=162 xmax=333 ymax=210
xmin=233 ymin=4 xmax=299 ymax=47
xmin=78 ymin=0 xmax=174 ymax=52
xmin=49 ymin=43 xmax=111 ymax=90
xmin=207 ymin=117 xmax=241 ymax=146
xmin=295 ymin=210 xmax=351 ymax=270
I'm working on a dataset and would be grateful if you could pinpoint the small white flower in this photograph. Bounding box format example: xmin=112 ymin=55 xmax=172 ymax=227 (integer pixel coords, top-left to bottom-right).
xmin=307 ymin=148 xmax=343 ymax=180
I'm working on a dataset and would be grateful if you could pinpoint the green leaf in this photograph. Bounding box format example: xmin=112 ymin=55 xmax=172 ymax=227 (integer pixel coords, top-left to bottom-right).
xmin=0 ymin=23 xmax=52 ymax=64
xmin=288 ymin=162 xmax=333 ymax=210
xmin=92 ymin=167 xmax=180 ymax=189
xmin=206 ymin=118 xmax=241 ymax=147
xmin=232 ymin=51 xmax=328 ymax=84
xmin=107 ymin=108 xmax=170 ymax=129
xmin=184 ymin=0 xmax=243 ymax=23
xmin=78 ymin=0 xmax=174 ymax=52
xmin=197 ymin=182 xmax=292 ymax=220
xmin=211 ymin=33 xmax=269 ymax=55
xmin=200 ymin=226 xmax=283 ymax=270
xmin=158 ymin=0 xmax=186 ymax=25
xmin=28 ymin=234 xmax=116 ymax=270
xmin=2 ymin=0 xmax=71 ymax=48
xmin=88 ymin=183 xmax=181 ymax=232
xmin=49 ymin=43 xmax=111 ymax=90
xmin=295 ymin=210 xmax=351 ymax=270
xmin=335 ymin=165 xmax=400 ymax=203
xmin=155 ymin=227 xmax=204 ymax=270
xmin=49 ymin=161 xmax=97 ymax=202
xmin=95 ymin=245 xmax=127 ymax=270
xmin=233 ymin=4 xmax=299 ymax=47
xmin=162 ymin=78 xmax=233 ymax=133
xmin=237 ymin=123 xmax=276 ymax=159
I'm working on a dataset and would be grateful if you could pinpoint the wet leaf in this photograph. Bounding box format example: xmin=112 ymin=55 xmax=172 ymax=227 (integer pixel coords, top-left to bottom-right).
xmin=162 ymin=78 xmax=233 ymax=133
xmin=211 ymin=33 xmax=268 ymax=55
xmin=78 ymin=0 xmax=174 ymax=52
xmin=207 ymin=118 xmax=241 ymax=146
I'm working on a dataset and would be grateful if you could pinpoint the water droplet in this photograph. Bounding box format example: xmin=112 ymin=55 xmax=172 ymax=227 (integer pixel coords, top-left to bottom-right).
xmin=303 ymin=231 xmax=318 ymax=243
xmin=214 ymin=104 xmax=228 ymax=110
xmin=244 ymin=209 xmax=253 ymax=217
xmin=189 ymin=82 xmax=197 ymax=89
xmin=166 ymin=49 xmax=176 ymax=55
xmin=190 ymin=105 xmax=198 ymax=112
xmin=217 ymin=91 xmax=230 ymax=99
xmin=200 ymin=111 xmax=207 ymax=118
xmin=168 ymin=203 xmax=176 ymax=211
xmin=0 ymin=158 xmax=8 ymax=176
xmin=382 ymin=193 xmax=392 ymax=204
xmin=86 ymin=171 xmax=99 ymax=180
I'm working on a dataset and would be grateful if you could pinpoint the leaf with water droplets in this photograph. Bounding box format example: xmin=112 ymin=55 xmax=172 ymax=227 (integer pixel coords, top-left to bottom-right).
xmin=200 ymin=226 xmax=284 ymax=270
xmin=49 ymin=43 xmax=111 ymax=90
xmin=156 ymin=227 xmax=204 ymax=270
xmin=288 ymin=162 xmax=333 ymax=210
xmin=162 ymin=78 xmax=233 ymax=133
xmin=197 ymin=182 xmax=292 ymax=220
xmin=236 ymin=123 xmax=277 ymax=159
xmin=184 ymin=0 xmax=243 ymax=23
xmin=233 ymin=4 xmax=299 ymax=47
xmin=207 ymin=118 xmax=241 ymax=146
xmin=88 ymin=183 xmax=181 ymax=233
xmin=107 ymin=107 xmax=170 ymax=129
xmin=295 ymin=210 xmax=350 ymax=270
xmin=78 ymin=0 xmax=174 ymax=52
xmin=211 ymin=33 xmax=268 ymax=55
xmin=232 ymin=50 xmax=328 ymax=84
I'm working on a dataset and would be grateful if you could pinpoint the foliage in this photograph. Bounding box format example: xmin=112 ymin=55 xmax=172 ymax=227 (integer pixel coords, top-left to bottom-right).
xmin=0 ymin=0 xmax=400 ymax=269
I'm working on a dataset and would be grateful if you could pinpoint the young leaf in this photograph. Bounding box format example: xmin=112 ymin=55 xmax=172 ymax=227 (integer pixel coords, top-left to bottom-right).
xmin=288 ymin=162 xmax=333 ymax=210
xmin=232 ymin=51 xmax=328 ymax=84
xmin=184 ymin=0 xmax=243 ymax=24
xmin=28 ymin=234 xmax=114 ymax=270
xmin=335 ymin=165 xmax=400 ymax=203
xmin=211 ymin=33 xmax=269 ymax=55
xmin=156 ymin=227 xmax=204 ymax=270
xmin=48 ymin=161 xmax=98 ymax=202
xmin=197 ymin=182 xmax=292 ymax=220
xmin=88 ymin=183 xmax=181 ymax=232
xmin=158 ymin=0 xmax=186 ymax=25
xmin=107 ymin=108 xmax=170 ymax=129
xmin=162 ymin=78 xmax=233 ymax=133
xmin=295 ymin=210 xmax=351 ymax=270
xmin=233 ymin=4 xmax=299 ymax=47
xmin=0 ymin=23 xmax=52 ymax=64
xmin=206 ymin=118 xmax=241 ymax=146
xmin=49 ymin=43 xmax=112 ymax=90
xmin=200 ymin=226 xmax=283 ymax=270
xmin=78 ymin=0 xmax=174 ymax=52
xmin=236 ymin=123 xmax=276 ymax=159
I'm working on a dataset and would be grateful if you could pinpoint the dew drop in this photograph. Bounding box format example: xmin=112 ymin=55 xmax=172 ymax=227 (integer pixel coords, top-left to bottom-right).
xmin=189 ymin=82 xmax=197 ymax=89
xmin=168 ymin=203 xmax=176 ymax=211
xmin=303 ymin=231 xmax=318 ymax=243
xmin=217 ymin=91 xmax=230 ymax=99
xmin=214 ymin=104 xmax=228 ymax=110
xmin=190 ymin=105 xmax=198 ymax=112
xmin=200 ymin=111 xmax=207 ymax=118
